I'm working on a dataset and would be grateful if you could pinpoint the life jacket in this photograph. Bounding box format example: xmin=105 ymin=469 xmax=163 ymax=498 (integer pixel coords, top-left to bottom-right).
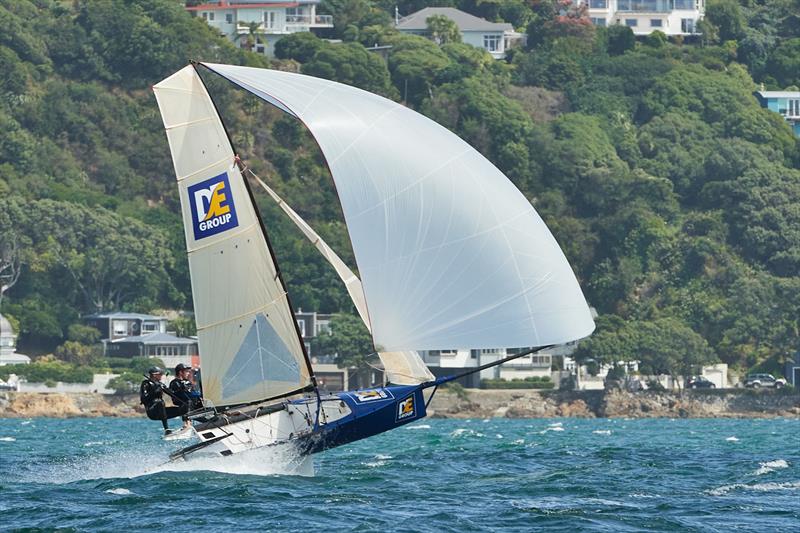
xmin=139 ymin=378 xmax=163 ymax=408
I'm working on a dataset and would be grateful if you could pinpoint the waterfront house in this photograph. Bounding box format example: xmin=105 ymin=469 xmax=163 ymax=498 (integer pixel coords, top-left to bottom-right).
xmin=187 ymin=0 xmax=333 ymax=57
xmin=294 ymin=309 xmax=350 ymax=391
xmin=420 ymin=347 xmax=563 ymax=387
xmin=0 ymin=313 xmax=30 ymax=366
xmin=395 ymin=7 xmax=523 ymax=59
xmin=785 ymin=352 xmax=800 ymax=388
xmin=585 ymin=0 xmax=705 ymax=36
xmin=104 ymin=332 xmax=200 ymax=370
xmin=755 ymin=90 xmax=800 ymax=137
xmin=83 ymin=311 xmax=168 ymax=341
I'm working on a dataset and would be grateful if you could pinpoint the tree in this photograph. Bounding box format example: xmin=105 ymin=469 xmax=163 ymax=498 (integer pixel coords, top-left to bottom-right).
xmin=426 ymin=14 xmax=461 ymax=45
xmin=705 ymin=0 xmax=745 ymax=42
xmin=235 ymin=21 xmax=268 ymax=53
xmin=605 ymin=25 xmax=636 ymax=56
xmin=274 ymin=32 xmax=324 ymax=62
xmin=312 ymin=313 xmax=375 ymax=387
xmin=302 ymin=42 xmax=399 ymax=98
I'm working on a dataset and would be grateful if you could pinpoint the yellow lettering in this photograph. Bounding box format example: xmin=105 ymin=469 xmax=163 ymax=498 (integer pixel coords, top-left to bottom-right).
xmin=203 ymin=182 xmax=231 ymax=221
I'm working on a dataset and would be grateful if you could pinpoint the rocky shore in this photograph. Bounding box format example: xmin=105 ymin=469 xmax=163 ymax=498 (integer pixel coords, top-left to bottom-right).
xmin=1 ymin=389 xmax=798 ymax=419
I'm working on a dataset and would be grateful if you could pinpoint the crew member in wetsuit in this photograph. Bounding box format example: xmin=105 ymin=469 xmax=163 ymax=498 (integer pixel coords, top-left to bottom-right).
xmin=169 ymin=363 xmax=203 ymax=430
xmin=140 ymin=366 xmax=188 ymax=435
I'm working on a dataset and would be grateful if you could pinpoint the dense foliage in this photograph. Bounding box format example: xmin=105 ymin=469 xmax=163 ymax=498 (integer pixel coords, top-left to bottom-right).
xmin=1 ymin=0 xmax=799 ymax=378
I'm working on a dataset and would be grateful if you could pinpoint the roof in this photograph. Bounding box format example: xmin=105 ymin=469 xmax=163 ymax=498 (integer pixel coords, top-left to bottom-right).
xmin=756 ymin=90 xmax=800 ymax=99
xmin=84 ymin=311 xmax=166 ymax=321
xmin=0 ymin=353 xmax=31 ymax=364
xmin=186 ymin=1 xmax=313 ymax=10
xmin=110 ymin=332 xmax=197 ymax=345
xmin=396 ymin=7 xmax=513 ymax=32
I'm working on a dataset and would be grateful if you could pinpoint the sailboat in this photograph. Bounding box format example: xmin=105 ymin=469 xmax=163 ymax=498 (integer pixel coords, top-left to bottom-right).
xmin=152 ymin=63 xmax=594 ymax=461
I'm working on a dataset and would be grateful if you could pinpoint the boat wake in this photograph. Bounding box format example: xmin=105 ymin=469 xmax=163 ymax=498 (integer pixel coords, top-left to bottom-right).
xmin=35 ymin=443 xmax=313 ymax=483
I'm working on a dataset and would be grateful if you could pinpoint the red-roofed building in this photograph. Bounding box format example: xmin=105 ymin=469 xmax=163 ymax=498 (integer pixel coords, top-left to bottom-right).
xmin=188 ymin=0 xmax=333 ymax=56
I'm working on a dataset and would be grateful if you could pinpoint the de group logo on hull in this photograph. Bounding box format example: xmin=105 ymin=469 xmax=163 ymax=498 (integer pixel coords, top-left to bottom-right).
xmin=188 ymin=172 xmax=239 ymax=240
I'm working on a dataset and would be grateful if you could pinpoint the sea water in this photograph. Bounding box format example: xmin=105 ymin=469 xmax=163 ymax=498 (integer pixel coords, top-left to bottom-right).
xmin=1 ymin=417 xmax=798 ymax=531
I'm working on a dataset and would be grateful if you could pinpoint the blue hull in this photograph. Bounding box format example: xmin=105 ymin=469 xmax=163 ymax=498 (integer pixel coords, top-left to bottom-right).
xmin=292 ymin=384 xmax=428 ymax=455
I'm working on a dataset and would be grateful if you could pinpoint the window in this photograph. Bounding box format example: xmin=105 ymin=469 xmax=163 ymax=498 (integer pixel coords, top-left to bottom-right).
xmin=208 ymin=12 xmax=215 ymax=21
xmin=650 ymin=19 xmax=662 ymax=27
xmin=590 ymin=17 xmax=607 ymax=26
xmin=201 ymin=12 xmax=207 ymax=20
xmin=589 ymin=0 xmax=607 ymax=7
xmin=625 ymin=18 xmax=638 ymax=27
xmin=113 ymin=320 xmax=127 ymax=336
xmin=440 ymin=350 xmax=457 ymax=356
xmin=681 ymin=18 xmax=695 ymax=33
xmin=298 ymin=319 xmax=306 ymax=337
xmin=264 ymin=11 xmax=276 ymax=29
xmin=789 ymin=99 xmax=800 ymax=117
xmin=483 ymin=34 xmax=501 ymax=52
xmin=225 ymin=13 xmax=233 ymax=24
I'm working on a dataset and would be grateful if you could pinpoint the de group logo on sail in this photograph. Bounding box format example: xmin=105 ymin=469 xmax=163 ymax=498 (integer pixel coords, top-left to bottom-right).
xmin=188 ymin=172 xmax=239 ymax=240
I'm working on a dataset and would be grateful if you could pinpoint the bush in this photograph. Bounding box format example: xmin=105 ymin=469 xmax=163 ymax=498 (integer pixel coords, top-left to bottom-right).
xmin=107 ymin=371 xmax=142 ymax=395
xmin=0 ymin=361 xmax=93 ymax=383
xmin=481 ymin=377 xmax=555 ymax=389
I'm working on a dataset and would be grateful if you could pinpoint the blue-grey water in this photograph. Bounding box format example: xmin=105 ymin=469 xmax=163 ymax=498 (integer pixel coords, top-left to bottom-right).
xmin=1 ymin=417 xmax=799 ymax=531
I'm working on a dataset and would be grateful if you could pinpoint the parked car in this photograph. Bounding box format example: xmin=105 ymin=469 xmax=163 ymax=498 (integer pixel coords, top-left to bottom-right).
xmin=744 ymin=373 xmax=787 ymax=389
xmin=686 ymin=376 xmax=716 ymax=389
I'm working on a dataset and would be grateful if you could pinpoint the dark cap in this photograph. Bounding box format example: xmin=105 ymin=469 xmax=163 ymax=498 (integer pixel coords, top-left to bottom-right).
xmin=175 ymin=363 xmax=190 ymax=373
xmin=148 ymin=366 xmax=164 ymax=375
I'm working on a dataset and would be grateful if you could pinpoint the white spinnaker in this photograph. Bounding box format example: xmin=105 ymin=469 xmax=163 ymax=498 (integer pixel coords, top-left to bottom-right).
xmin=153 ymin=66 xmax=311 ymax=407
xmin=203 ymin=63 xmax=595 ymax=351
xmin=252 ymin=174 xmax=434 ymax=385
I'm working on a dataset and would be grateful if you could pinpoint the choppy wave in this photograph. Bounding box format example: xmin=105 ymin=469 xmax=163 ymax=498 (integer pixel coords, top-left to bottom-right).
xmin=708 ymin=481 xmax=800 ymax=496
xmin=0 ymin=436 xmax=16 ymax=442
xmin=751 ymin=459 xmax=790 ymax=476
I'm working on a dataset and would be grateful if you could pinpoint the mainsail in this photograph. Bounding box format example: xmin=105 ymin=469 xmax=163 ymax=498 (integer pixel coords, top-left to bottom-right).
xmin=200 ymin=63 xmax=596 ymax=351
xmin=153 ymin=66 xmax=313 ymax=407
xmin=250 ymin=173 xmax=435 ymax=385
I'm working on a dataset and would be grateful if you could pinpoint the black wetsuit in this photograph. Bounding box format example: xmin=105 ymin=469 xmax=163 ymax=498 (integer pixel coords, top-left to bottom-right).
xmin=139 ymin=378 xmax=187 ymax=430
xmin=168 ymin=377 xmax=203 ymax=412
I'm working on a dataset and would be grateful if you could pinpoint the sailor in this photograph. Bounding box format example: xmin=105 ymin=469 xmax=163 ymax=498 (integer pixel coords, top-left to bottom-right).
xmin=169 ymin=363 xmax=203 ymax=430
xmin=139 ymin=366 xmax=187 ymax=435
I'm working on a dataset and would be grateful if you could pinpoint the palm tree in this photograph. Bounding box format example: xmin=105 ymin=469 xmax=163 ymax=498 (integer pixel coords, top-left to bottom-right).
xmin=235 ymin=21 xmax=267 ymax=53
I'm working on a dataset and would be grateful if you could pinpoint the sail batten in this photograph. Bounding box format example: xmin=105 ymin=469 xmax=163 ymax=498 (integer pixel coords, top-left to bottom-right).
xmin=153 ymin=65 xmax=313 ymax=407
xmin=201 ymin=62 xmax=595 ymax=351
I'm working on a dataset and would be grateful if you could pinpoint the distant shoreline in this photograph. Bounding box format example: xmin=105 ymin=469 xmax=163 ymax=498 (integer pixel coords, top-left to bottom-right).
xmin=1 ymin=389 xmax=798 ymax=419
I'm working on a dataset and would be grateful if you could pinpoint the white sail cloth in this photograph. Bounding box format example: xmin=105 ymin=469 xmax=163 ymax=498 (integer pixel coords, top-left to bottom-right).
xmin=253 ymin=174 xmax=434 ymax=385
xmin=203 ymin=63 xmax=595 ymax=351
xmin=153 ymin=66 xmax=312 ymax=407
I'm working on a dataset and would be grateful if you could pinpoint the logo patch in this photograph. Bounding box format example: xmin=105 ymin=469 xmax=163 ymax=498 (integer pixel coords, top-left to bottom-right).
xmin=396 ymin=395 xmax=415 ymax=422
xmin=188 ymin=172 xmax=239 ymax=240
xmin=352 ymin=389 xmax=393 ymax=403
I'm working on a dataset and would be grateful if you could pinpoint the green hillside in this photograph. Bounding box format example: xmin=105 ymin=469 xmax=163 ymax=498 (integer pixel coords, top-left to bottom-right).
xmin=1 ymin=0 xmax=799 ymax=376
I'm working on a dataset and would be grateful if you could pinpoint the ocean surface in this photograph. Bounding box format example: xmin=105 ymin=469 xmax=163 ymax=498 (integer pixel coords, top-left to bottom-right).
xmin=1 ymin=417 xmax=798 ymax=532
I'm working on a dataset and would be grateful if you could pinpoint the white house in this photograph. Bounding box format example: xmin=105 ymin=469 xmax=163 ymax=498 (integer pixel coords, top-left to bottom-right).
xmin=188 ymin=0 xmax=334 ymax=57
xmin=395 ymin=7 xmax=523 ymax=59
xmin=0 ymin=313 xmax=30 ymax=366
xmin=586 ymin=0 xmax=705 ymax=36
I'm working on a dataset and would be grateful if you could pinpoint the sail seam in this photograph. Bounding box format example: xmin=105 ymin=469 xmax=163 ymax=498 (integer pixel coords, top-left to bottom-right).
xmin=176 ymin=156 xmax=232 ymax=182
xmin=165 ymin=116 xmax=217 ymax=131
xmin=196 ymin=301 xmax=286 ymax=332
xmin=186 ymin=222 xmax=260 ymax=253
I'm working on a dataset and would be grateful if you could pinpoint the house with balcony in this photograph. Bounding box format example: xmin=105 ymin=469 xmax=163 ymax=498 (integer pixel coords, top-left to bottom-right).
xmin=188 ymin=0 xmax=333 ymax=57
xmin=755 ymin=90 xmax=800 ymax=137
xmin=586 ymin=0 xmax=705 ymax=36
xmin=294 ymin=309 xmax=351 ymax=391
xmin=84 ymin=312 xmax=168 ymax=341
xmin=395 ymin=7 xmax=524 ymax=59
xmin=420 ymin=347 xmax=560 ymax=387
